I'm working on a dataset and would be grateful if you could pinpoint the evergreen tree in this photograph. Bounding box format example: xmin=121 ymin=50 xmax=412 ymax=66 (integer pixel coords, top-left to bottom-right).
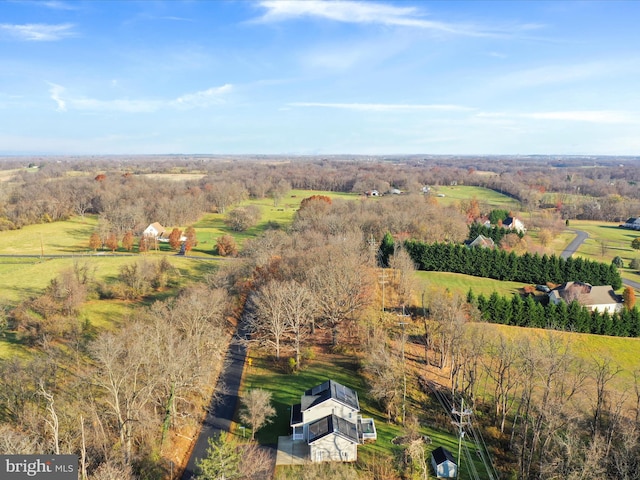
xmin=379 ymin=232 xmax=395 ymax=267
xmin=196 ymin=433 xmax=241 ymax=480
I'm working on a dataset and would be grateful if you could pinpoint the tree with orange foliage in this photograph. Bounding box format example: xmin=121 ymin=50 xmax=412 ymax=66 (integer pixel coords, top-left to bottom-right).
xmin=623 ymin=286 xmax=636 ymax=310
xmin=299 ymin=195 xmax=332 ymax=210
xmin=89 ymin=232 xmax=101 ymax=251
xmin=122 ymin=231 xmax=134 ymax=252
xmin=168 ymin=228 xmax=183 ymax=251
xmin=216 ymin=235 xmax=237 ymax=257
xmin=138 ymin=235 xmax=150 ymax=253
xmin=105 ymin=232 xmax=118 ymax=252
xmin=184 ymin=226 xmax=198 ymax=253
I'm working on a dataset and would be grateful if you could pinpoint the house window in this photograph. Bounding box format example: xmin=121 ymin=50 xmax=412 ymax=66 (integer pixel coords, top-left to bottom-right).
xmin=293 ymin=426 xmax=303 ymax=441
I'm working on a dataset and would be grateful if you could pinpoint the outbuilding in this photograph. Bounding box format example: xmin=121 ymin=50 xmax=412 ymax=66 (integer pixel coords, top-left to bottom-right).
xmin=431 ymin=446 xmax=457 ymax=478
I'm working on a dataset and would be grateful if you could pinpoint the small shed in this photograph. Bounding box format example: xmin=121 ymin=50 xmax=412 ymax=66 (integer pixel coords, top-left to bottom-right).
xmin=431 ymin=446 xmax=457 ymax=478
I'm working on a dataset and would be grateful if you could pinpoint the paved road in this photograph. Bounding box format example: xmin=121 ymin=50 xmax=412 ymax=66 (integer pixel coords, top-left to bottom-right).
xmin=180 ymin=321 xmax=249 ymax=480
xmin=561 ymin=228 xmax=640 ymax=290
xmin=560 ymin=229 xmax=589 ymax=259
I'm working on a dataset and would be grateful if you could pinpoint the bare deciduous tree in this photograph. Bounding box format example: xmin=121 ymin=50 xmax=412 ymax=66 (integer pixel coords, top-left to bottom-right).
xmin=247 ymin=281 xmax=289 ymax=360
xmin=239 ymin=389 xmax=275 ymax=440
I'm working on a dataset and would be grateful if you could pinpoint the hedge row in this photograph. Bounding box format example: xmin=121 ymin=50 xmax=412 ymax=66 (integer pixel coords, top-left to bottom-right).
xmin=471 ymin=291 xmax=640 ymax=338
xmin=403 ymin=240 xmax=622 ymax=289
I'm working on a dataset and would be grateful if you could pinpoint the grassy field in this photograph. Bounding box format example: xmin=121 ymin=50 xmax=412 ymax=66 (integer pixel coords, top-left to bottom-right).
xmin=482 ymin=323 xmax=640 ymax=402
xmin=415 ymin=271 xmax=529 ymax=299
xmin=429 ymin=185 xmax=521 ymax=212
xmin=564 ymin=220 xmax=640 ymax=284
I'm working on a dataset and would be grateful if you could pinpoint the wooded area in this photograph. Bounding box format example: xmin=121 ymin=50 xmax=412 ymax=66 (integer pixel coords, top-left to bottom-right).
xmin=0 ymin=155 xmax=639 ymax=480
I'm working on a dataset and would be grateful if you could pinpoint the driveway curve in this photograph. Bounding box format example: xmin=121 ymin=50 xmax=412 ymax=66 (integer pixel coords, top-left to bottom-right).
xmin=561 ymin=228 xmax=640 ymax=290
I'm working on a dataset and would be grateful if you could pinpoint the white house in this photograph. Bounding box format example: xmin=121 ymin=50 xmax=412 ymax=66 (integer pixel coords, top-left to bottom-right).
xmin=143 ymin=222 xmax=166 ymax=238
xmin=289 ymin=380 xmax=376 ymax=462
xmin=502 ymin=216 xmax=526 ymax=233
xmin=622 ymin=217 xmax=640 ymax=230
xmin=548 ymin=281 xmax=623 ymax=314
xmin=431 ymin=446 xmax=457 ymax=478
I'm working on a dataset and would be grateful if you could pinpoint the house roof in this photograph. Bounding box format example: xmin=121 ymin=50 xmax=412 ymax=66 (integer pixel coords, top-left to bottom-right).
xmin=431 ymin=446 xmax=456 ymax=465
xmin=466 ymin=234 xmax=495 ymax=249
xmin=146 ymin=222 xmax=165 ymax=232
xmin=307 ymin=414 xmax=359 ymax=445
xmin=550 ymin=281 xmax=621 ymax=306
xmin=290 ymin=403 xmax=303 ymax=425
xmin=301 ymin=380 xmax=359 ymax=412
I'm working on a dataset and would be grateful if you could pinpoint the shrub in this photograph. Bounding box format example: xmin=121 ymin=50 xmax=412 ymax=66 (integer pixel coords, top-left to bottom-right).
xmin=612 ymin=256 xmax=624 ymax=268
xmin=216 ymin=235 xmax=238 ymax=257
xmin=630 ymin=258 xmax=640 ymax=270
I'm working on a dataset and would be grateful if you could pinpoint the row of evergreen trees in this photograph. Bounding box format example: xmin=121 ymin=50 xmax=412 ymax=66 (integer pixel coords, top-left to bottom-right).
xmin=403 ymin=240 xmax=622 ymax=288
xmin=471 ymin=291 xmax=640 ymax=338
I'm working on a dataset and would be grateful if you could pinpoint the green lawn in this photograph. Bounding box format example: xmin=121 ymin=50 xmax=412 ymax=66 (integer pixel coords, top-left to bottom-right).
xmin=0 ymin=215 xmax=98 ymax=255
xmin=415 ymin=271 xmax=529 ymax=300
xmin=429 ymin=186 xmax=521 ymax=212
xmin=563 ymin=220 xmax=640 ymax=285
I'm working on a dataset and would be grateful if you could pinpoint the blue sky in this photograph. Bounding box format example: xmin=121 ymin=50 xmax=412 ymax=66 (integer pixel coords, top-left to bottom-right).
xmin=2 ymin=0 xmax=640 ymax=155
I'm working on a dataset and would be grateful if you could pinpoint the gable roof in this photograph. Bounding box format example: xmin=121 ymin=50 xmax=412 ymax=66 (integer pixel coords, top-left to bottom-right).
xmin=145 ymin=222 xmax=166 ymax=234
xmin=307 ymin=414 xmax=359 ymax=445
xmin=431 ymin=446 xmax=456 ymax=465
xmin=301 ymin=380 xmax=360 ymax=412
xmin=466 ymin=234 xmax=495 ymax=249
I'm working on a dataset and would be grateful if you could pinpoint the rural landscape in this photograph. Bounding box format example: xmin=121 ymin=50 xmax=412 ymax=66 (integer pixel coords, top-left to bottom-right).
xmin=0 ymin=155 xmax=639 ymax=480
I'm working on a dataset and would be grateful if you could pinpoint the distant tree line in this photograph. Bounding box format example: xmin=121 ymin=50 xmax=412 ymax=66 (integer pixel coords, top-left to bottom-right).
xmin=4 ymin=155 xmax=640 ymax=233
xmin=403 ymin=240 xmax=622 ymax=288
xmin=470 ymin=290 xmax=640 ymax=337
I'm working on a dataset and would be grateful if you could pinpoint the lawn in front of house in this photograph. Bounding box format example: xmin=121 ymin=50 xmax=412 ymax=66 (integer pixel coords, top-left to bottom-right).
xmin=239 ymin=347 xmax=489 ymax=479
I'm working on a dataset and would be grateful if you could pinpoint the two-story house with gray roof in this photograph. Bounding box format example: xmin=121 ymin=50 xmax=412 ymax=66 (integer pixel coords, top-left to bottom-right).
xmin=289 ymin=380 xmax=376 ymax=462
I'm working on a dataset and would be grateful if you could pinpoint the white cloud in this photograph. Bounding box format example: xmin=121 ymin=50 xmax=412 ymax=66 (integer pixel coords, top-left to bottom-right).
xmin=494 ymin=61 xmax=623 ymax=89
xmin=255 ymin=0 xmax=539 ymax=37
xmin=41 ymin=1 xmax=79 ymax=10
xmin=0 ymin=23 xmax=75 ymax=41
xmin=47 ymin=84 xmax=233 ymax=113
xmin=476 ymin=110 xmax=638 ymax=124
xmin=48 ymin=83 xmax=66 ymax=111
xmin=289 ymin=102 xmax=473 ymax=112
xmin=171 ymin=84 xmax=233 ymax=108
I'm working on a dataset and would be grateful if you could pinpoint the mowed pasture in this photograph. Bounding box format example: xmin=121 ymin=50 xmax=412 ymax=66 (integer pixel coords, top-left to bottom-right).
xmin=415 ymin=271 xmax=529 ymax=299
xmin=567 ymin=220 xmax=640 ymax=284
xmin=429 ymin=185 xmax=522 ymax=211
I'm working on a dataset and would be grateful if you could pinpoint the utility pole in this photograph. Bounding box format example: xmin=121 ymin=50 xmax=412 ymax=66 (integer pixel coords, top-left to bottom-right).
xmin=452 ymin=399 xmax=472 ymax=479
xmin=379 ymin=269 xmax=388 ymax=312
xmin=398 ymin=306 xmax=410 ymax=425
